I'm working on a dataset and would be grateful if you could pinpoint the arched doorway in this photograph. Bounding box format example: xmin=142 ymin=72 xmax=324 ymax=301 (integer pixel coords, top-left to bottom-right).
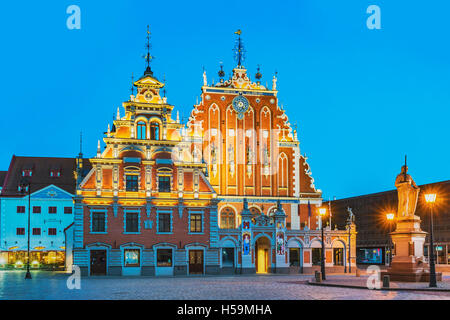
xmin=255 ymin=237 xmax=271 ymax=274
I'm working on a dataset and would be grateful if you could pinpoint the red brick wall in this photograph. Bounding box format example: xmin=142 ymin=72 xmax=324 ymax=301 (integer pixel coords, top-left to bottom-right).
xmin=83 ymin=206 xmax=211 ymax=248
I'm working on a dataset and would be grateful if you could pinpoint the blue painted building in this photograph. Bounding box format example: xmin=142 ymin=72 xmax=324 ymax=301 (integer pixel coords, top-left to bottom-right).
xmin=0 ymin=156 xmax=90 ymax=269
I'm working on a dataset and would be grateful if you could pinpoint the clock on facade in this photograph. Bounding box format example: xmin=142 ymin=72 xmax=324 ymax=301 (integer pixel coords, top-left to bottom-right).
xmin=232 ymin=95 xmax=249 ymax=120
xmin=144 ymin=91 xmax=153 ymax=101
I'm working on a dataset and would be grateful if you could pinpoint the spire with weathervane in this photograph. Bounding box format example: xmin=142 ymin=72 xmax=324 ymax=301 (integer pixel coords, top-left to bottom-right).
xmin=233 ymin=29 xmax=245 ymax=68
xmin=143 ymin=25 xmax=154 ymax=77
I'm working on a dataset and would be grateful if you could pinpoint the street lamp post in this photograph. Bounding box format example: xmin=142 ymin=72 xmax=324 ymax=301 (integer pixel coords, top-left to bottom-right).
xmin=20 ymin=179 xmax=32 ymax=280
xmin=386 ymin=213 xmax=395 ymax=267
xmin=348 ymin=223 xmax=351 ymax=274
xmin=425 ymin=193 xmax=437 ymax=288
xmin=319 ymin=207 xmax=326 ymax=280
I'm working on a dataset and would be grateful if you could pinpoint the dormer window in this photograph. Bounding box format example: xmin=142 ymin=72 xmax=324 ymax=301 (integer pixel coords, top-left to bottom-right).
xmin=18 ymin=185 xmax=29 ymax=192
xmin=136 ymin=121 xmax=146 ymax=140
xmin=22 ymin=169 xmax=32 ymax=177
xmin=50 ymin=169 xmax=61 ymax=177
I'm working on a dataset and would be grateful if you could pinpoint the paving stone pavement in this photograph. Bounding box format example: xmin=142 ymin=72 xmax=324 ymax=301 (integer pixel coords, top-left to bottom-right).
xmin=0 ymin=271 xmax=449 ymax=300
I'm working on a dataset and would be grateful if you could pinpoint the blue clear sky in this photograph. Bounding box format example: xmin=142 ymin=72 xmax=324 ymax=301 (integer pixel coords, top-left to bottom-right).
xmin=0 ymin=1 xmax=449 ymax=199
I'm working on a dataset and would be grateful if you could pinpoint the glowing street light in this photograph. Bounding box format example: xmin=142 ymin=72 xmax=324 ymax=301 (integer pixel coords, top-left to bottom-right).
xmin=386 ymin=213 xmax=395 ymax=266
xmin=319 ymin=207 xmax=326 ymax=280
xmin=425 ymin=193 xmax=437 ymax=287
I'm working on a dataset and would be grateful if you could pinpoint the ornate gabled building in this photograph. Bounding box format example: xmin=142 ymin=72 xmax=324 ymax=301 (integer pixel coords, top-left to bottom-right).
xmin=70 ymin=29 xmax=357 ymax=276
xmin=186 ymin=31 xmax=356 ymax=274
xmin=73 ymin=29 xmax=219 ymax=276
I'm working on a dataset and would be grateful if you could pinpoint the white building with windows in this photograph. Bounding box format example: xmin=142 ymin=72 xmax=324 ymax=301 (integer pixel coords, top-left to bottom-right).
xmin=0 ymin=155 xmax=90 ymax=269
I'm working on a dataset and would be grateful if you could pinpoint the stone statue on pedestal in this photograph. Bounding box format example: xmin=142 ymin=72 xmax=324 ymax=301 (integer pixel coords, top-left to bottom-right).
xmin=382 ymin=159 xmax=442 ymax=282
xmin=395 ymin=164 xmax=420 ymax=218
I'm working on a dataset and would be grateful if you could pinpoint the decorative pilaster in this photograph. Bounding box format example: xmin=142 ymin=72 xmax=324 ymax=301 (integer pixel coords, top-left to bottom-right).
xmin=95 ymin=164 xmax=102 ymax=196
xmin=274 ymin=200 xmax=288 ymax=270
xmin=145 ymin=164 xmax=152 ymax=197
xmin=113 ymin=164 xmax=119 ymax=196
xmin=240 ymin=198 xmax=253 ymax=269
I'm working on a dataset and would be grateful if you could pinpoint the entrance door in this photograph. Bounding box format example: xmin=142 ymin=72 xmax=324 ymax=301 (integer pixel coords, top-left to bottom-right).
xmin=90 ymin=250 xmax=107 ymax=275
xmin=334 ymin=248 xmax=344 ymax=266
xmin=189 ymin=250 xmax=204 ymax=274
xmin=255 ymin=237 xmax=271 ymax=274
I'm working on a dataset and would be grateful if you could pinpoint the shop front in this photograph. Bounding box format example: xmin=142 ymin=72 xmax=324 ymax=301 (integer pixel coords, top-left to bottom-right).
xmin=1 ymin=250 xmax=65 ymax=269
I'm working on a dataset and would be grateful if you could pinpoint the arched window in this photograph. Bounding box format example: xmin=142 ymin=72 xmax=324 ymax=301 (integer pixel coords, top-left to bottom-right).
xmin=150 ymin=122 xmax=160 ymax=140
xmin=220 ymin=207 xmax=235 ymax=229
xmin=250 ymin=207 xmax=262 ymax=224
xmin=278 ymin=153 xmax=288 ymax=188
xmin=136 ymin=121 xmax=146 ymax=140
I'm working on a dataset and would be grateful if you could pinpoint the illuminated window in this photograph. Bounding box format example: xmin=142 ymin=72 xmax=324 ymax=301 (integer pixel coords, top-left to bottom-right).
xmin=190 ymin=214 xmax=202 ymax=233
xmin=126 ymin=175 xmax=139 ymax=192
xmin=150 ymin=122 xmax=160 ymax=140
xmin=220 ymin=207 xmax=235 ymax=229
xmin=136 ymin=121 xmax=146 ymax=140
xmin=124 ymin=249 xmax=140 ymax=267
xmin=157 ymin=249 xmax=172 ymax=267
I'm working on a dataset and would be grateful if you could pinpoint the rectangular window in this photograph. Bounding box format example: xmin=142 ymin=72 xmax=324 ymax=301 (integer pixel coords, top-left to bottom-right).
xmin=48 ymin=228 xmax=57 ymax=236
xmin=158 ymin=176 xmax=170 ymax=193
xmin=157 ymin=249 xmax=172 ymax=267
xmin=32 ymin=228 xmax=41 ymax=236
xmin=48 ymin=207 xmax=57 ymax=214
xmin=64 ymin=207 xmax=72 ymax=214
xmin=190 ymin=214 xmax=202 ymax=233
xmin=312 ymin=248 xmax=322 ymax=266
xmin=124 ymin=249 xmax=140 ymax=267
xmin=16 ymin=228 xmax=25 ymax=235
xmin=125 ymin=175 xmax=139 ymax=192
xmin=126 ymin=213 xmax=139 ymax=233
xmin=32 ymin=206 xmax=41 ymax=214
xmin=222 ymin=248 xmax=234 ymax=267
xmin=158 ymin=213 xmax=171 ymax=233
xmin=289 ymin=248 xmax=300 ymax=266
xmin=17 ymin=206 xmax=25 ymax=213
xmin=92 ymin=212 xmax=106 ymax=233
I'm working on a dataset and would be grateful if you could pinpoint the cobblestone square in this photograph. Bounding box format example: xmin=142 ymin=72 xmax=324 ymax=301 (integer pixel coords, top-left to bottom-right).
xmin=1 ymin=271 xmax=450 ymax=300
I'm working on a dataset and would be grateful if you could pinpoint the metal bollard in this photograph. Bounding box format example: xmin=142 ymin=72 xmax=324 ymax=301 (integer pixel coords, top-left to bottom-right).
xmin=315 ymin=270 xmax=321 ymax=283
xmin=383 ymin=275 xmax=390 ymax=288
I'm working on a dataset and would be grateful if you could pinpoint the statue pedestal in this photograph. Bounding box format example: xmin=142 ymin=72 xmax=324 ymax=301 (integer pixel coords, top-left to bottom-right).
xmin=382 ymin=215 xmax=442 ymax=282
